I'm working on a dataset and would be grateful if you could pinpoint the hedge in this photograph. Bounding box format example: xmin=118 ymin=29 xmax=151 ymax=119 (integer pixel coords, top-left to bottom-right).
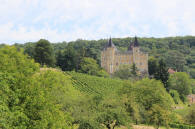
xmin=169 ymin=123 xmax=195 ymax=129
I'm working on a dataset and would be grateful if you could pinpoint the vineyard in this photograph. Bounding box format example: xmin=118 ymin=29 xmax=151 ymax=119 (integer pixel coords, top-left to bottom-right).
xmin=65 ymin=71 xmax=125 ymax=96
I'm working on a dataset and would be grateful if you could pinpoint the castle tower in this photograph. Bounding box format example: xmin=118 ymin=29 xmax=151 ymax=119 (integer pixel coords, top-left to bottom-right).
xmin=132 ymin=37 xmax=148 ymax=73
xmin=101 ymin=38 xmax=117 ymax=73
xmin=101 ymin=36 xmax=148 ymax=74
xmin=132 ymin=37 xmax=140 ymax=66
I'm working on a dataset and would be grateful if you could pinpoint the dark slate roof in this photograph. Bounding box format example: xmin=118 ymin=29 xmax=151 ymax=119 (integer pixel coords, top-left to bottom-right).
xmin=134 ymin=36 xmax=139 ymax=47
xmin=103 ymin=38 xmax=117 ymax=50
xmin=127 ymin=37 xmax=139 ymax=51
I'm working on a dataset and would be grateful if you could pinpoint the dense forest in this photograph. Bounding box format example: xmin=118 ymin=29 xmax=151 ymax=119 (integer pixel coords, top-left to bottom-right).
xmin=2 ymin=36 xmax=194 ymax=78
xmin=0 ymin=36 xmax=195 ymax=129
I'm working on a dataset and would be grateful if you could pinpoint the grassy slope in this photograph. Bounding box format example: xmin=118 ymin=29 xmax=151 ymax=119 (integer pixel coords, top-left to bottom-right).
xmin=65 ymin=72 xmax=178 ymax=129
xmin=65 ymin=71 xmax=125 ymax=96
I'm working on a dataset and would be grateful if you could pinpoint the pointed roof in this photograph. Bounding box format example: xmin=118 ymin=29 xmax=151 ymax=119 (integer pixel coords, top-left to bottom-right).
xmin=128 ymin=37 xmax=139 ymax=51
xmin=134 ymin=36 xmax=139 ymax=47
xmin=103 ymin=37 xmax=117 ymax=50
xmin=108 ymin=37 xmax=115 ymax=47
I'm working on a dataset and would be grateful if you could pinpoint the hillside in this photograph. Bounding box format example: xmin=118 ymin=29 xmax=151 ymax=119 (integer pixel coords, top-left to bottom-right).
xmin=1 ymin=46 xmax=195 ymax=129
xmin=7 ymin=36 xmax=195 ymax=78
xmin=66 ymin=71 xmax=125 ymax=96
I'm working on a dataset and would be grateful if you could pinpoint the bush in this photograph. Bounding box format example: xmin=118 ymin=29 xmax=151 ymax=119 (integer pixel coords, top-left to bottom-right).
xmin=169 ymin=123 xmax=195 ymax=129
xmin=169 ymin=90 xmax=182 ymax=104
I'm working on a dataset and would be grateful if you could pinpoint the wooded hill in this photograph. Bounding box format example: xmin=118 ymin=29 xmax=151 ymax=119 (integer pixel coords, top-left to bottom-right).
xmin=3 ymin=36 xmax=194 ymax=78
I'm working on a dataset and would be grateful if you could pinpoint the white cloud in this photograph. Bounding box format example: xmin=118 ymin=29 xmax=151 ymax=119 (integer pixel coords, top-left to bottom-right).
xmin=0 ymin=0 xmax=194 ymax=44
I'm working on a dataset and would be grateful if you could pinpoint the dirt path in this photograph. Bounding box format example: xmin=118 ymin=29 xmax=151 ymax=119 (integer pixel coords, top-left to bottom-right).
xmin=132 ymin=125 xmax=168 ymax=129
xmin=133 ymin=125 xmax=156 ymax=129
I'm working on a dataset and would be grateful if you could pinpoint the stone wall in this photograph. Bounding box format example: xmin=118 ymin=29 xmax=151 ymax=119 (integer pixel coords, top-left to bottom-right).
xmin=101 ymin=46 xmax=148 ymax=74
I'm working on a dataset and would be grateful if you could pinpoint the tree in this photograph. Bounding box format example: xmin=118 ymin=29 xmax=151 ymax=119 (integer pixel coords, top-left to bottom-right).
xmin=34 ymin=39 xmax=55 ymax=67
xmin=131 ymin=63 xmax=138 ymax=76
xmin=119 ymin=79 xmax=174 ymax=124
xmin=113 ymin=64 xmax=139 ymax=80
xmin=186 ymin=104 xmax=195 ymax=124
xmin=0 ymin=46 xmax=73 ymax=128
xmin=79 ymin=57 xmax=100 ymax=75
xmin=154 ymin=59 xmax=169 ymax=89
xmin=168 ymin=72 xmax=192 ymax=102
xmin=164 ymin=51 xmax=186 ymax=72
xmin=191 ymin=79 xmax=195 ymax=94
xmin=169 ymin=90 xmax=182 ymax=104
xmin=23 ymin=42 xmax=35 ymax=58
xmin=148 ymin=57 xmax=158 ymax=77
xmin=29 ymin=69 xmax=78 ymax=128
xmin=148 ymin=105 xmax=170 ymax=129
xmin=96 ymin=95 xmax=131 ymax=129
xmin=113 ymin=65 xmax=132 ymax=80
xmin=56 ymin=45 xmax=78 ymax=71
xmin=79 ymin=57 xmax=109 ymax=77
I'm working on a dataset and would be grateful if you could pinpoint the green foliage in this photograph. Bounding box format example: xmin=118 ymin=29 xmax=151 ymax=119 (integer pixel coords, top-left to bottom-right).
xmin=56 ymin=45 xmax=78 ymax=71
xmin=133 ymin=79 xmax=174 ymax=110
xmin=34 ymin=39 xmax=55 ymax=67
xmin=113 ymin=64 xmax=139 ymax=80
xmin=154 ymin=59 xmax=169 ymax=89
xmin=148 ymin=104 xmax=170 ymax=128
xmin=0 ymin=46 xmax=39 ymax=128
xmin=191 ymin=79 xmax=195 ymax=94
xmin=131 ymin=63 xmax=138 ymax=76
xmin=74 ymin=94 xmax=131 ymax=129
xmin=148 ymin=57 xmax=158 ymax=77
xmin=23 ymin=42 xmax=35 ymax=58
xmin=168 ymin=72 xmax=192 ymax=102
xmin=0 ymin=46 xmax=39 ymax=75
xmin=67 ymin=72 xmax=124 ymax=96
xmin=190 ymin=69 xmax=195 ymax=78
xmin=186 ymin=105 xmax=195 ymax=124
xmin=11 ymin=36 xmax=195 ymax=78
xmin=113 ymin=65 xmax=132 ymax=80
xmin=169 ymin=90 xmax=182 ymax=104
xmin=28 ymin=70 xmax=77 ymax=128
xmin=0 ymin=46 xmax=73 ymax=128
xmin=169 ymin=123 xmax=195 ymax=129
xmin=79 ymin=57 xmax=109 ymax=77
xmin=1 ymin=38 xmax=195 ymax=128
xmin=164 ymin=51 xmax=186 ymax=72
xmin=119 ymin=79 xmax=174 ymax=125
xmin=97 ymin=96 xmax=131 ymax=129
xmin=78 ymin=121 xmax=96 ymax=129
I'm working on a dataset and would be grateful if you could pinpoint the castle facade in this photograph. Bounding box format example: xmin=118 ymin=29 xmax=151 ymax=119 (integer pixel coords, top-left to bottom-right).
xmin=101 ymin=37 xmax=148 ymax=74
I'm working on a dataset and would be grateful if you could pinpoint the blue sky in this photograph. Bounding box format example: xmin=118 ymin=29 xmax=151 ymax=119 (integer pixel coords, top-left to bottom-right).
xmin=0 ymin=0 xmax=195 ymax=44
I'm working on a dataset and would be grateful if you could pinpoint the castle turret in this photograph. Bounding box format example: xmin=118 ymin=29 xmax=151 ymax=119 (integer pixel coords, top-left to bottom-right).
xmin=128 ymin=36 xmax=139 ymax=51
xmin=134 ymin=36 xmax=139 ymax=47
xmin=101 ymin=38 xmax=117 ymax=73
xmin=103 ymin=37 xmax=117 ymax=50
xmin=132 ymin=37 xmax=140 ymax=67
xmin=132 ymin=37 xmax=148 ymax=73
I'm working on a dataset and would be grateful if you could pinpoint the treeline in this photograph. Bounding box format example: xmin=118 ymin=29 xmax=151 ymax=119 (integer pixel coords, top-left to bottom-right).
xmin=2 ymin=36 xmax=194 ymax=78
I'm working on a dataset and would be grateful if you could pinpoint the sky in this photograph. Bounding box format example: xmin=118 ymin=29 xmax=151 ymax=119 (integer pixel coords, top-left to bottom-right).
xmin=0 ymin=0 xmax=195 ymax=44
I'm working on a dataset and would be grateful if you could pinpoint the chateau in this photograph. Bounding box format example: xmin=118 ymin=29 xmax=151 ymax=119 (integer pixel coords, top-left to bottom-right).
xmin=101 ymin=37 xmax=148 ymax=74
